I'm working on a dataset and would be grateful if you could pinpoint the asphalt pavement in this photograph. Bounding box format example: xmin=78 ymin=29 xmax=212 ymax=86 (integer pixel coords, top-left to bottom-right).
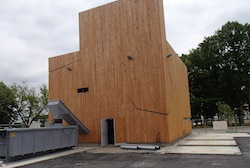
xmin=3 ymin=126 xmax=250 ymax=168
xmin=18 ymin=147 xmax=250 ymax=168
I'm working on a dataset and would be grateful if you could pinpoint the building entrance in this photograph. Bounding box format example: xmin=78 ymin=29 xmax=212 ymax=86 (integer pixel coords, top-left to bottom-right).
xmin=101 ymin=119 xmax=115 ymax=146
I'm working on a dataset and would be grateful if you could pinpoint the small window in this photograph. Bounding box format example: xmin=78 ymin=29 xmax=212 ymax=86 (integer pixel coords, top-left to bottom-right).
xmin=77 ymin=87 xmax=89 ymax=93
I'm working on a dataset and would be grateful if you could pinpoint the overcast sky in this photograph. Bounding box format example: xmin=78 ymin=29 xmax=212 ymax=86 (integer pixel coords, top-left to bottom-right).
xmin=0 ymin=0 xmax=249 ymax=89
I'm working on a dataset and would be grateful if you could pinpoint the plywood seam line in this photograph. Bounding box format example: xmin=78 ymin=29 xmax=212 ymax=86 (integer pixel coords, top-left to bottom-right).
xmin=49 ymin=59 xmax=81 ymax=72
xmin=128 ymin=96 xmax=170 ymax=116
xmin=168 ymin=71 xmax=174 ymax=88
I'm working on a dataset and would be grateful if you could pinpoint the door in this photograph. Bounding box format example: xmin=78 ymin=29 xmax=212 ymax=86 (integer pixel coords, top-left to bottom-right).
xmin=101 ymin=119 xmax=108 ymax=147
xmin=101 ymin=119 xmax=115 ymax=147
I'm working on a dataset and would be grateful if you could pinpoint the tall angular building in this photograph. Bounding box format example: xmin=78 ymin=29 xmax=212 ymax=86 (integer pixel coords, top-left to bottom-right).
xmin=49 ymin=0 xmax=192 ymax=145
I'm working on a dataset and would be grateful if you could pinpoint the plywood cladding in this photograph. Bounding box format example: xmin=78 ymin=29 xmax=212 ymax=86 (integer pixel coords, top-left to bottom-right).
xmin=49 ymin=0 xmax=192 ymax=144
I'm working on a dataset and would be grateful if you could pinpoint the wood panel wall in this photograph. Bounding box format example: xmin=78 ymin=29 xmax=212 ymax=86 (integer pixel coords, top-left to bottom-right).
xmin=163 ymin=42 xmax=192 ymax=142
xmin=49 ymin=0 xmax=192 ymax=144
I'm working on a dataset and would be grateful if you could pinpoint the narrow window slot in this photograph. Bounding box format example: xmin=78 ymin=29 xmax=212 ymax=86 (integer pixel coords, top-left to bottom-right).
xmin=77 ymin=87 xmax=89 ymax=93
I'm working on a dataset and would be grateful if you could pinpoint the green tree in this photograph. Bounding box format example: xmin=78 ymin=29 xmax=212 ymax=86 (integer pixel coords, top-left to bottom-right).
xmin=182 ymin=21 xmax=250 ymax=118
xmin=216 ymin=101 xmax=234 ymax=121
xmin=11 ymin=81 xmax=48 ymax=127
xmin=0 ymin=81 xmax=16 ymax=124
xmin=216 ymin=101 xmax=235 ymax=131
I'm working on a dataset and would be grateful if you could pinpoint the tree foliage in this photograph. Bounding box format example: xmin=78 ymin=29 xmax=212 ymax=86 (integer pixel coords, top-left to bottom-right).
xmin=216 ymin=101 xmax=234 ymax=121
xmin=11 ymin=81 xmax=48 ymax=127
xmin=182 ymin=21 xmax=250 ymax=118
xmin=0 ymin=81 xmax=16 ymax=124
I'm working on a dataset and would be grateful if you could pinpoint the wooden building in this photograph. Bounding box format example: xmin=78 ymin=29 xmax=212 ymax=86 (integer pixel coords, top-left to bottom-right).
xmin=49 ymin=0 xmax=192 ymax=145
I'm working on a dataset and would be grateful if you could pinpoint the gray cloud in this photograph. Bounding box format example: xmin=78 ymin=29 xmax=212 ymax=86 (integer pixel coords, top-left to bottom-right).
xmin=0 ymin=0 xmax=249 ymax=90
xmin=0 ymin=0 xmax=117 ymax=89
xmin=164 ymin=0 xmax=250 ymax=55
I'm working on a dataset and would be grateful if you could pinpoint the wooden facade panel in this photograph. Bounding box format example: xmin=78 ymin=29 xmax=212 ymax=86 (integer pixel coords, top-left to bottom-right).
xmin=163 ymin=42 xmax=192 ymax=142
xmin=49 ymin=52 xmax=79 ymax=72
xmin=49 ymin=0 xmax=191 ymax=144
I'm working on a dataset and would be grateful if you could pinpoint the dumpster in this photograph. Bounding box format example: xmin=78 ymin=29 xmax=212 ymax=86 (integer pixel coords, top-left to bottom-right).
xmin=0 ymin=126 xmax=77 ymax=158
xmin=0 ymin=100 xmax=88 ymax=159
xmin=0 ymin=130 xmax=7 ymax=158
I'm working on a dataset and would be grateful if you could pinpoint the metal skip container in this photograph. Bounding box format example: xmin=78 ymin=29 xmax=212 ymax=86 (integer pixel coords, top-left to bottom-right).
xmin=0 ymin=100 xmax=88 ymax=159
xmin=0 ymin=126 xmax=77 ymax=158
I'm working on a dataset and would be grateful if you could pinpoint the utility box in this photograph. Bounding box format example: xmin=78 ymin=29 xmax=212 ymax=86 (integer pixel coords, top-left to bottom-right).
xmin=212 ymin=121 xmax=228 ymax=130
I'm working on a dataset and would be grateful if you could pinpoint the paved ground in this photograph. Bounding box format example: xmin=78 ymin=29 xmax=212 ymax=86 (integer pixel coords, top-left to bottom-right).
xmin=19 ymin=151 xmax=250 ymax=168
xmin=3 ymin=126 xmax=250 ymax=168
xmin=163 ymin=133 xmax=250 ymax=155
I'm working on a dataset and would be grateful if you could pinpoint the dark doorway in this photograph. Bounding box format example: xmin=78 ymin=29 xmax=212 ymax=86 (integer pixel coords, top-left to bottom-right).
xmin=101 ymin=119 xmax=115 ymax=146
xmin=107 ymin=119 xmax=114 ymax=144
